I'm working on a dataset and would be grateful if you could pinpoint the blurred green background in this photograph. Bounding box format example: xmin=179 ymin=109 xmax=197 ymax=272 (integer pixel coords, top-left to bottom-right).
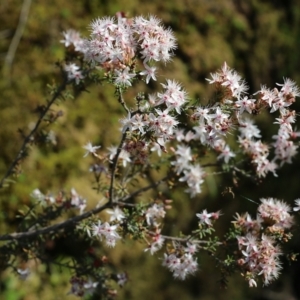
xmin=1 ymin=0 xmax=300 ymax=299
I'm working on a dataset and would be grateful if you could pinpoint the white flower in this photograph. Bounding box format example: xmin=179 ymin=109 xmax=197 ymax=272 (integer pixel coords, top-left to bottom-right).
xmin=144 ymin=235 xmax=164 ymax=255
xmin=196 ymin=209 xmax=212 ymax=226
xmin=106 ymin=206 xmax=125 ymax=222
xmin=107 ymin=145 xmax=131 ymax=167
xmin=83 ymin=278 xmax=98 ymax=296
xmin=217 ymin=144 xmax=235 ymax=164
xmin=71 ymin=188 xmax=87 ymax=214
xmin=114 ymin=67 xmax=136 ymax=86
xmin=83 ymin=142 xmax=101 ymax=157
xmin=30 ymin=188 xmax=45 ymax=201
xmin=17 ymin=268 xmax=30 ymax=280
xmin=64 ymin=63 xmax=84 ymax=84
xmin=293 ymin=199 xmax=300 ymax=211
xmin=145 ymin=204 xmax=166 ymax=226
xmin=179 ymin=164 xmax=205 ymax=197
xmin=92 ymin=220 xmax=121 ymax=247
xmin=140 ymin=64 xmax=157 ymax=83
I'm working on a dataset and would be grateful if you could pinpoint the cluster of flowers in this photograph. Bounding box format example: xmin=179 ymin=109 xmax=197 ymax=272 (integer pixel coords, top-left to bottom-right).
xmin=157 ymin=62 xmax=300 ymax=183
xmin=160 ymin=209 xmax=221 ymax=280
xmin=121 ymin=80 xmax=187 ymax=137
xmin=145 ymin=203 xmax=166 ymax=226
xmin=234 ymin=198 xmax=295 ymax=287
xmin=91 ymin=219 xmax=121 ymax=248
xmin=68 ymin=276 xmax=98 ymax=297
xmin=144 ymin=203 xmax=167 ymax=254
xmin=69 ymin=15 xmax=300 ymax=195
xmin=171 ymin=144 xmax=205 ymax=197
xmin=206 ymin=63 xmax=300 ymax=177
xmin=55 ymin=14 xmax=300 ymax=294
xmin=61 ymin=15 xmax=176 ymax=86
xmin=162 ymin=242 xmax=198 ymax=280
xmin=30 ymin=188 xmax=86 ymax=214
xmin=68 ymin=273 xmax=128 ymax=297
xmin=115 ymin=79 xmax=188 ymax=165
xmin=196 ymin=209 xmax=222 ymax=226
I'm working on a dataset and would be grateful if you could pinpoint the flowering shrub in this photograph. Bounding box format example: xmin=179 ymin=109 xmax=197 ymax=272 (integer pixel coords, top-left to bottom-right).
xmin=1 ymin=14 xmax=300 ymax=298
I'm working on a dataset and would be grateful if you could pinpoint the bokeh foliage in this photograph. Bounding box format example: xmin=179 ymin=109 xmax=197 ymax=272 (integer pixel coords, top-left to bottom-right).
xmin=1 ymin=0 xmax=300 ymax=299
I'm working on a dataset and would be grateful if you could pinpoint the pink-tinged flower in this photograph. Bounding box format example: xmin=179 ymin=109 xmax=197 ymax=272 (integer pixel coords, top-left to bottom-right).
xmin=258 ymin=198 xmax=293 ymax=229
xmin=30 ymin=188 xmax=45 ymax=201
xmin=248 ymin=278 xmax=257 ymax=287
xmin=30 ymin=189 xmax=55 ymax=205
xmin=233 ymin=213 xmax=261 ymax=233
xmin=211 ymin=210 xmax=222 ymax=220
xmin=206 ymin=62 xmax=248 ymax=98
xmin=134 ymin=16 xmax=177 ymax=63
xmin=150 ymin=138 xmax=166 ymax=157
xmin=238 ymin=117 xmax=261 ymax=139
xmin=107 ymin=145 xmax=131 ymax=167
xmin=145 ymin=203 xmax=166 ymax=226
xmin=237 ymin=231 xmax=283 ymax=287
xmin=83 ymin=278 xmax=99 ymax=296
xmin=196 ymin=209 xmax=212 ymax=226
xmin=272 ymin=127 xmax=298 ymax=165
xmin=114 ymin=67 xmax=136 ymax=86
xmin=179 ymin=164 xmax=205 ymax=197
xmin=276 ymin=78 xmax=300 ymax=100
xmin=68 ymin=277 xmax=98 ymax=297
xmin=106 ymin=206 xmax=125 ymax=222
xmin=68 ymin=277 xmax=85 ymax=297
xmin=140 ymin=64 xmax=157 ymax=83
xmin=184 ymin=242 xmax=198 ymax=254
xmin=235 ymin=96 xmax=256 ymax=114
xmin=92 ymin=220 xmax=121 ymax=247
xmin=171 ymin=144 xmax=193 ymax=174
xmin=64 ymin=63 xmax=84 ymax=84
xmin=156 ymin=80 xmax=188 ymax=114
xmin=293 ymin=198 xmax=300 ymax=211
xmin=83 ymin=142 xmax=101 ymax=157
xmin=162 ymin=253 xmax=181 ymax=271
xmin=148 ymin=109 xmax=179 ymax=141
xmin=129 ymin=113 xmax=148 ymax=134
xmin=254 ymin=85 xmax=277 ymax=107
xmin=144 ymin=234 xmax=164 ymax=255
xmin=191 ymin=106 xmax=212 ymax=123
xmin=60 ymin=29 xmax=84 ymax=52
xmin=70 ymin=188 xmax=86 ymax=214
xmin=116 ymin=272 xmax=128 ymax=287
xmin=17 ymin=268 xmax=30 ymax=280
xmin=84 ymin=15 xmax=176 ymax=72
xmin=162 ymin=251 xmax=198 ymax=280
xmin=217 ymin=144 xmax=235 ymax=164
xmin=174 ymin=129 xmax=195 ymax=142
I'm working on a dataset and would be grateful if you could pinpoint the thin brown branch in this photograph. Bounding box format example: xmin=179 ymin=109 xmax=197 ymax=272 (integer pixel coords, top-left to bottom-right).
xmin=0 ymin=80 xmax=68 ymax=189
xmin=0 ymin=176 xmax=169 ymax=242
xmin=0 ymin=202 xmax=111 ymax=241
xmin=117 ymin=86 xmax=130 ymax=114
xmin=2 ymin=0 xmax=32 ymax=81
xmin=147 ymin=230 xmax=222 ymax=245
xmin=108 ymin=131 xmax=128 ymax=204
xmin=118 ymin=175 xmax=169 ymax=203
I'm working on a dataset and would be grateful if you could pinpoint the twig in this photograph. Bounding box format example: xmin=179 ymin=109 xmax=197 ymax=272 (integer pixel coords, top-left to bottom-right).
xmin=147 ymin=230 xmax=222 ymax=245
xmin=0 ymin=175 xmax=169 ymax=241
xmin=107 ymin=87 xmax=131 ymax=204
xmin=118 ymin=175 xmax=169 ymax=203
xmin=0 ymin=201 xmax=111 ymax=241
xmin=117 ymin=86 xmax=130 ymax=114
xmin=108 ymin=131 xmax=127 ymax=204
xmin=2 ymin=0 xmax=32 ymax=81
xmin=0 ymin=80 xmax=68 ymax=189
